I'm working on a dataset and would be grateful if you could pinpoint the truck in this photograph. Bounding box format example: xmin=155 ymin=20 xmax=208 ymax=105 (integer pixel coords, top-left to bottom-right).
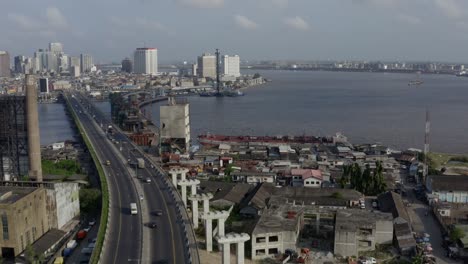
xmin=137 ymin=158 xmax=145 ymax=169
xmin=130 ymin=203 xmax=138 ymax=215
xmin=107 ymin=125 xmax=114 ymax=135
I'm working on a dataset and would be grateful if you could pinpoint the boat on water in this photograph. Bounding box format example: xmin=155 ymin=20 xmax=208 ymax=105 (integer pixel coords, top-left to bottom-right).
xmin=198 ymin=133 xmax=333 ymax=146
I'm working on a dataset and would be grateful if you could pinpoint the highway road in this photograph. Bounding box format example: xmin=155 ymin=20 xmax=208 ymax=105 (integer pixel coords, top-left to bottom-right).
xmin=69 ymin=92 xmax=191 ymax=264
xmin=68 ymin=94 xmax=143 ymax=263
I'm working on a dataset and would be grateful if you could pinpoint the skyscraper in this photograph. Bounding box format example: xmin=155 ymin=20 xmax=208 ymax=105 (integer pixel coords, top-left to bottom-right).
xmin=197 ymin=53 xmax=216 ymax=78
xmin=121 ymin=57 xmax=133 ymax=73
xmin=223 ymin=55 xmax=241 ymax=77
xmin=14 ymin=55 xmax=26 ymax=74
xmin=80 ymin=54 xmax=93 ymax=73
xmin=69 ymin=56 xmax=80 ymax=71
xmin=39 ymin=78 xmax=49 ymax=94
xmin=133 ymin=48 xmax=158 ymax=75
xmin=0 ymin=51 xmax=11 ymax=77
xmin=49 ymin=42 xmax=63 ymax=54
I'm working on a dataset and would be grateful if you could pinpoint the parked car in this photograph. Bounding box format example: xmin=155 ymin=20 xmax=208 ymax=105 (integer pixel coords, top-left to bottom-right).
xmin=88 ymin=219 xmax=96 ymax=226
xmin=153 ymin=210 xmax=163 ymax=216
xmin=83 ymin=226 xmax=91 ymax=232
xmin=147 ymin=222 xmax=157 ymax=229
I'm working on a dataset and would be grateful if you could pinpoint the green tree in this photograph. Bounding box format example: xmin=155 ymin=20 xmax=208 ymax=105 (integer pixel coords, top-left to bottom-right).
xmin=411 ymin=254 xmax=423 ymax=264
xmin=24 ymin=244 xmax=44 ymax=264
xmin=450 ymin=227 xmax=466 ymax=242
xmin=79 ymin=188 xmax=102 ymax=213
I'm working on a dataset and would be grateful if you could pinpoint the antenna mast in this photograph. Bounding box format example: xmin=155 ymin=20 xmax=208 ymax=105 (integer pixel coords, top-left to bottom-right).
xmin=215 ymin=48 xmax=221 ymax=94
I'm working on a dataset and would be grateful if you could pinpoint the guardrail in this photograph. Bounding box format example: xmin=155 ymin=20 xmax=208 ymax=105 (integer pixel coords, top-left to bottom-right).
xmin=64 ymin=95 xmax=110 ymax=264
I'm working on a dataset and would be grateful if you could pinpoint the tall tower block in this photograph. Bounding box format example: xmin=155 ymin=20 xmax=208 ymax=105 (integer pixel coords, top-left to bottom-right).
xmin=25 ymin=75 xmax=43 ymax=181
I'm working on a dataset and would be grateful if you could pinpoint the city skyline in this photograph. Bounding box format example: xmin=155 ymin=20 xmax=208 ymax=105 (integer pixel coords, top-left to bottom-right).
xmin=2 ymin=0 xmax=468 ymax=63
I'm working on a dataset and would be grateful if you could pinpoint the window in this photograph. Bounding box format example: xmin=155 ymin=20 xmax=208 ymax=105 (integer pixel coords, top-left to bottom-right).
xmin=2 ymin=214 xmax=8 ymax=240
xmin=20 ymin=235 xmax=24 ymax=250
xmin=256 ymin=237 xmax=266 ymax=243
xmin=256 ymin=249 xmax=266 ymax=255
xmin=268 ymin=248 xmax=279 ymax=255
xmin=269 ymin=235 xmax=279 ymax=242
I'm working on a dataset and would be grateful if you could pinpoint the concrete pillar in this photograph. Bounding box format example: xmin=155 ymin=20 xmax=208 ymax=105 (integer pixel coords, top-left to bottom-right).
xmin=192 ymin=199 xmax=199 ymax=229
xmin=171 ymin=172 xmax=177 ymax=186
xmin=203 ymin=198 xmax=210 ymax=213
xmin=206 ymin=218 xmax=213 ymax=252
xmin=237 ymin=242 xmax=245 ymax=264
xmin=181 ymin=170 xmax=186 ymax=181
xmin=25 ymin=75 xmax=42 ymax=181
xmin=218 ymin=218 xmax=226 ymax=236
xmin=222 ymin=242 xmax=231 ymax=264
xmin=181 ymin=185 xmax=187 ymax=207
xmin=191 ymin=184 xmax=197 ymax=196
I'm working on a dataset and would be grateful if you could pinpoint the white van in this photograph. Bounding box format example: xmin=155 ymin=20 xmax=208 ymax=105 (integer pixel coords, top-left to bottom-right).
xmin=130 ymin=203 xmax=138 ymax=215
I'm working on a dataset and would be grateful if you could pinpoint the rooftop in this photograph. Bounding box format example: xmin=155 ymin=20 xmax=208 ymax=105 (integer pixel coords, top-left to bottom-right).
xmin=252 ymin=205 xmax=303 ymax=235
xmin=335 ymin=209 xmax=393 ymax=231
xmin=428 ymin=175 xmax=468 ymax=192
xmin=0 ymin=187 xmax=37 ymax=204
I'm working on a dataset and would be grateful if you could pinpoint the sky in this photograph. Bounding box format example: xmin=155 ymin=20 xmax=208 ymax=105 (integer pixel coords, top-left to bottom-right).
xmin=1 ymin=0 xmax=468 ymax=63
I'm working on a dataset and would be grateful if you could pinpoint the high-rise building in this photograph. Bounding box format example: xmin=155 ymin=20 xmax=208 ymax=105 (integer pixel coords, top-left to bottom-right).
xmin=58 ymin=54 xmax=68 ymax=72
xmin=192 ymin=64 xmax=197 ymax=76
xmin=49 ymin=42 xmax=63 ymax=54
xmin=134 ymin=48 xmax=158 ymax=75
xmin=45 ymin=51 xmax=58 ymax=72
xmin=34 ymin=49 xmax=46 ymax=72
xmin=80 ymin=54 xmax=93 ymax=73
xmin=39 ymin=78 xmax=49 ymax=94
xmin=223 ymin=55 xmax=241 ymax=77
xmin=0 ymin=51 xmax=10 ymax=77
xmin=69 ymin=56 xmax=80 ymax=71
xmin=121 ymin=57 xmax=133 ymax=73
xmin=197 ymin=53 xmax=216 ymax=78
xmin=14 ymin=56 xmax=26 ymax=74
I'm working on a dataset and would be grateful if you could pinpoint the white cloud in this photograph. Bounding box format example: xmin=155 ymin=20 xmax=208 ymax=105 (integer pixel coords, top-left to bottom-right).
xmin=397 ymin=14 xmax=422 ymax=25
xmin=234 ymin=15 xmax=259 ymax=30
xmin=7 ymin=13 xmax=41 ymax=31
xmin=177 ymin=0 xmax=224 ymax=8
xmin=46 ymin=7 xmax=68 ymax=30
xmin=8 ymin=7 xmax=68 ymax=34
xmin=284 ymin=16 xmax=309 ymax=30
xmin=434 ymin=0 xmax=463 ymax=19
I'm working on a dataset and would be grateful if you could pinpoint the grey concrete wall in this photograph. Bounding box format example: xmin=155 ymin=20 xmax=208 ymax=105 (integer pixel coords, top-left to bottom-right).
xmin=375 ymin=220 xmax=394 ymax=245
xmin=334 ymin=230 xmax=358 ymax=257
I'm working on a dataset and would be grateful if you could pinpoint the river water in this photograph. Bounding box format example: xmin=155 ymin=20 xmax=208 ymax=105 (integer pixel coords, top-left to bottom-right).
xmin=41 ymin=70 xmax=468 ymax=153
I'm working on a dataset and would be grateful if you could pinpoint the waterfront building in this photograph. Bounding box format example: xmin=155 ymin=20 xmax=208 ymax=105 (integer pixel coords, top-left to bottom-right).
xmin=223 ymin=55 xmax=241 ymax=77
xmin=0 ymin=51 xmax=10 ymax=77
xmin=39 ymin=78 xmax=49 ymax=94
xmin=192 ymin=63 xmax=197 ymax=76
xmin=80 ymin=54 xmax=94 ymax=73
xmin=197 ymin=53 xmax=216 ymax=79
xmin=133 ymin=48 xmax=158 ymax=75
xmin=121 ymin=57 xmax=133 ymax=73
xmin=160 ymin=98 xmax=190 ymax=153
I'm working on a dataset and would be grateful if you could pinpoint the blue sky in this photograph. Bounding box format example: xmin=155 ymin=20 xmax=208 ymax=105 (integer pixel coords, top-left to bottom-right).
xmin=1 ymin=0 xmax=468 ymax=63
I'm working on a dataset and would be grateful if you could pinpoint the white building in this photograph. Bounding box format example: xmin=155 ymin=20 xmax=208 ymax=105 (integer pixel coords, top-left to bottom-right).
xmin=134 ymin=48 xmax=158 ymax=75
xmin=197 ymin=53 xmax=216 ymax=78
xmin=80 ymin=53 xmax=94 ymax=73
xmin=223 ymin=55 xmax=240 ymax=77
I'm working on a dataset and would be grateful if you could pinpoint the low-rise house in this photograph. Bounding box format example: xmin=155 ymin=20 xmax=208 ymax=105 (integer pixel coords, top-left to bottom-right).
xmin=290 ymin=169 xmax=323 ymax=188
xmin=231 ymin=171 xmax=276 ymax=185
xmin=334 ymin=210 xmax=393 ymax=257
xmin=198 ymin=181 xmax=252 ymax=209
xmin=426 ymin=175 xmax=468 ymax=203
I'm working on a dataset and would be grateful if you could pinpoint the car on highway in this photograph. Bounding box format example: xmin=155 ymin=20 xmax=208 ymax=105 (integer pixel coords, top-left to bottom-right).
xmin=146 ymin=177 xmax=151 ymax=183
xmin=139 ymin=194 xmax=144 ymax=201
xmin=147 ymin=222 xmax=157 ymax=229
xmin=89 ymin=219 xmax=96 ymax=226
xmin=153 ymin=210 xmax=163 ymax=216
xmin=105 ymin=160 xmax=110 ymax=166
xmin=83 ymin=226 xmax=91 ymax=232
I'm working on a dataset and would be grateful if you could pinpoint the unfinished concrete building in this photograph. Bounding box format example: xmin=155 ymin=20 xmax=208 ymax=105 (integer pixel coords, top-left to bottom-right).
xmin=160 ymin=97 xmax=190 ymax=153
xmin=334 ymin=209 xmax=393 ymax=257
